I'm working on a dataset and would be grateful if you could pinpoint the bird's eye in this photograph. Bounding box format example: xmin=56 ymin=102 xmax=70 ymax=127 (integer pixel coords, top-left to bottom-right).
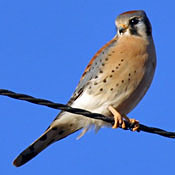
xmin=129 ymin=17 xmax=140 ymax=26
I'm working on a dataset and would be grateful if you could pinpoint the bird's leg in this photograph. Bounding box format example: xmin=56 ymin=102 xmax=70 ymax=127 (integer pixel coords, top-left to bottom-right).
xmin=108 ymin=105 xmax=126 ymax=129
xmin=108 ymin=105 xmax=139 ymax=131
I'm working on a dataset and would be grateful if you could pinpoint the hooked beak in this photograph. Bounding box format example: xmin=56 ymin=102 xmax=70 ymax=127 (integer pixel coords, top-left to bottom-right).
xmin=119 ymin=24 xmax=128 ymax=34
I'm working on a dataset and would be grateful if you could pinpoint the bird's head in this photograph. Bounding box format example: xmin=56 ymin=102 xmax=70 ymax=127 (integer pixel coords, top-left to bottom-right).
xmin=115 ymin=10 xmax=152 ymax=39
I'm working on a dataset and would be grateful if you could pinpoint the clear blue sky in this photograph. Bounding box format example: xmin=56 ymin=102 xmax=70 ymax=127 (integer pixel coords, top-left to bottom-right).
xmin=1 ymin=0 xmax=175 ymax=174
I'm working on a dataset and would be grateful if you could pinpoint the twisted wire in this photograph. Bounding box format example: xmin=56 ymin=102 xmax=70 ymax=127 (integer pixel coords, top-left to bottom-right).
xmin=0 ymin=89 xmax=175 ymax=139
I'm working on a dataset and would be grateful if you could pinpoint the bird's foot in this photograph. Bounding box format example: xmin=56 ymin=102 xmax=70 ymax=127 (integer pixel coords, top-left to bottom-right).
xmin=128 ymin=118 xmax=140 ymax=131
xmin=108 ymin=105 xmax=139 ymax=131
xmin=108 ymin=105 xmax=126 ymax=129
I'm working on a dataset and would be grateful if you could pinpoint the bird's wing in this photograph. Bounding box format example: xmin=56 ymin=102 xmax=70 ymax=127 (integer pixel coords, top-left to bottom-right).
xmin=67 ymin=37 xmax=118 ymax=106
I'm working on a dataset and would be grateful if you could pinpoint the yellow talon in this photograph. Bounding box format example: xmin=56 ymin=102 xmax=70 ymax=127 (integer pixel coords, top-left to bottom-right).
xmin=129 ymin=119 xmax=140 ymax=131
xmin=108 ymin=105 xmax=126 ymax=129
xmin=108 ymin=106 xmax=139 ymax=131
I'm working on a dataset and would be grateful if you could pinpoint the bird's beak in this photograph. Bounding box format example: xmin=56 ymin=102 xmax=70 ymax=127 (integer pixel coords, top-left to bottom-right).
xmin=119 ymin=24 xmax=128 ymax=34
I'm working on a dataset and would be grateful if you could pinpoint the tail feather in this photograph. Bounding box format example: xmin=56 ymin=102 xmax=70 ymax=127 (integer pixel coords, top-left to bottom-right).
xmin=13 ymin=123 xmax=80 ymax=167
xmin=13 ymin=112 xmax=102 ymax=167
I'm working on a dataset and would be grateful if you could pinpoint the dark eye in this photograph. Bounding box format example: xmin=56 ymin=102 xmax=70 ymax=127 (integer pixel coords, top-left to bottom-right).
xmin=129 ymin=17 xmax=139 ymax=25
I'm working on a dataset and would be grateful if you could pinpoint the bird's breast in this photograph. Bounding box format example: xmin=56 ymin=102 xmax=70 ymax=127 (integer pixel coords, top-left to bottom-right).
xmin=83 ymin=36 xmax=155 ymax=115
xmin=72 ymin=36 xmax=156 ymax=117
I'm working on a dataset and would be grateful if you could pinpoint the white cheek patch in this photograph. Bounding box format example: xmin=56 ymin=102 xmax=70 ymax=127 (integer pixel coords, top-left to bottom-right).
xmin=135 ymin=22 xmax=147 ymax=38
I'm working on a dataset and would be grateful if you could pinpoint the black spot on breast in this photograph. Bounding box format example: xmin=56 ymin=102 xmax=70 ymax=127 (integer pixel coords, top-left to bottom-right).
xmin=121 ymin=59 xmax=124 ymax=62
xmin=112 ymin=50 xmax=115 ymax=53
xmin=94 ymin=82 xmax=98 ymax=85
xmin=111 ymin=70 xmax=115 ymax=73
xmin=99 ymin=88 xmax=103 ymax=91
xmin=102 ymin=63 xmax=105 ymax=66
xmin=99 ymin=70 xmax=103 ymax=73
xmin=95 ymin=76 xmax=98 ymax=79
xmin=70 ymin=124 xmax=73 ymax=127
xmin=103 ymin=79 xmax=107 ymax=83
xmin=109 ymin=75 xmax=113 ymax=78
xmin=116 ymin=83 xmax=119 ymax=86
xmin=105 ymin=58 xmax=108 ymax=61
xmin=39 ymin=134 xmax=47 ymax=141
xmin=116 ymin=66 xmax=119 ymax=69
xmin=110 ymin=88 xmax=113 ymax=91
xmin=108 ymin=54 xmax=112 ymax=56
xmin=129 ymin=73 xmax=131 ymax=76
xmin=121 ymin=80 xmax=124 ymax=83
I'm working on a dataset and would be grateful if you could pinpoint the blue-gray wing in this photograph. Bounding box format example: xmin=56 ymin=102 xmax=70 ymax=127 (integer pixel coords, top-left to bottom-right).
xmin=67 ymin=37 xmax=118 ymax=105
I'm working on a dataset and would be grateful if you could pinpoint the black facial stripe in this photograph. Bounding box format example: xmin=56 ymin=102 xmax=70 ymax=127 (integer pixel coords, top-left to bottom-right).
xmin=143 ymin=17 xmax=152 ymax=36
xmin=129 ymin=27 xmax=140 ymax=36
xmin=128 ymin=16 xmax=152 ymax=36
xmin=128 ymin=17 xmax=141 ymax=36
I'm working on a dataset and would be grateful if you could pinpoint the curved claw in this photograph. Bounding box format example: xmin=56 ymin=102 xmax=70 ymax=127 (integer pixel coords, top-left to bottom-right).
xmin=108 ymin=106 xmax=139 ymax=131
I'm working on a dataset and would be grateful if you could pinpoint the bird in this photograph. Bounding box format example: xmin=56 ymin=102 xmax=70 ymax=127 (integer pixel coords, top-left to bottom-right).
xmin=13 ymin=10 xmax=156 ymax=167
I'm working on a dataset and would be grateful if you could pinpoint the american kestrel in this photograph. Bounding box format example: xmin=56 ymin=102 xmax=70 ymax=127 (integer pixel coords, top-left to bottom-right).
xmin=13 ymin=10 xmax=156 ymax=167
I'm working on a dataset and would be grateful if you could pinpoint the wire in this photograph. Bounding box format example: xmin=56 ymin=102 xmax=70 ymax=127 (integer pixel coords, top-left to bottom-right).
xmin=0 ymin=89 xmax=175 ymax=138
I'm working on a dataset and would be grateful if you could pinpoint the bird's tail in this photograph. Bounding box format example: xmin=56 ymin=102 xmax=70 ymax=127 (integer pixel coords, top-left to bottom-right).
xmin=13 ymin=113 xmax=82 ymax=167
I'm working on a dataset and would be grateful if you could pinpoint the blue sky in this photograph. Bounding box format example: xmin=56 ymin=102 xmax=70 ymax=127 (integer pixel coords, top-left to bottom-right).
xmin=1 ymin=0 xmax=175 ymax=174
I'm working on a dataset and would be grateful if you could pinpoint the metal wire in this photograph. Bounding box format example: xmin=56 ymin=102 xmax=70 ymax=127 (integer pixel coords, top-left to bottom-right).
xmin=0 ymin=89 xmax=175 ymax=139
